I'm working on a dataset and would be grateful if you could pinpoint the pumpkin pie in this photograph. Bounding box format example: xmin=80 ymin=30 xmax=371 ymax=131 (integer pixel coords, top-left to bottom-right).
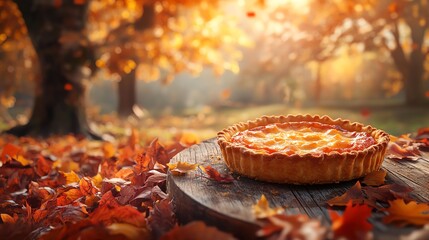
xmin=217 ymin=115 xmax=390 ymax=184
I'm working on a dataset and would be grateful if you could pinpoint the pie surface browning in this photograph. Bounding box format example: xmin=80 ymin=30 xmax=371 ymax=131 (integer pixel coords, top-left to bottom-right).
xmin=217 ymin=115 xmax=390 ymax=184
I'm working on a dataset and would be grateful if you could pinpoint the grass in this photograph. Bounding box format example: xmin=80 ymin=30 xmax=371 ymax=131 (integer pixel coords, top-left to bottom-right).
xmin=1 ymin=104 xmax=428 ymax=140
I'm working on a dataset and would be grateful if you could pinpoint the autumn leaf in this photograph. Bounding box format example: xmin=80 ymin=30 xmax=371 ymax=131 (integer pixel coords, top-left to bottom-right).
xmin=0 ymin=143 xmax=21 ymax=163
xmin=252 ymin=194 xmax=284 ymax=219
xmin=362 ymin=169 xmax=386 ymax=186
xmin=60 ymin=171 xmax=81 ymax=184
xmin=1 ymin=213 xmax=17 ymax=224
xmin=148 ymin=199 xmax=177 ymax=239
xmin=257 ymin=214 xmax=327 ymax=240
xmin=102 ymin=142 xmax=116 ymax=158
xmin=167 ymin=161 xmax=198 ymax=175
xmin=363 ymin=183 xmax=413 ymax=204
xmin=79 ymin=177 xmax=99 ymax=196
xmin=383 ymin=199 xmax=429 ymax=226
xmin=387 ymin=135 xmax=422 ymax=161
xmin=199 ymin=165 xmax=234 ymax=183
xmin=90 ymin=205 xmax=146 ymax=227
xmin=161 ymin=221 xmax=236 ymax=240
xmin=327 ymin=181 xmax=366 ymax=207
xmin=329 ymin=201 xmax=373 ymax=240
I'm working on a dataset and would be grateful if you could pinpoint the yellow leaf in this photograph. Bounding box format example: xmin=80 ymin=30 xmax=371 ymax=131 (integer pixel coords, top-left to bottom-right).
xmin=15 ymin=155 xmax=32 ymax=166
xmin=91 ymin=173 xmax=103 ymax=188
xmin=102 ymin=142 xmax=116 ymax=158
xmin=167 ymin=161 xmax=198 ymax=176
xmin=383 ymin=199 xmax=429 ymax=226
xmin=252 ymin=194 xmax=284 ymax=219
xmin=61 ymin=171 xmax=81 ymax=184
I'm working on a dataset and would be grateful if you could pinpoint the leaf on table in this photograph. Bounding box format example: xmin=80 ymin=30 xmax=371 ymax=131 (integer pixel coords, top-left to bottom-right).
xmin=161 ymin=221 xmax=236 ymax=240
xmin=383 ymin=199 xmax=429 ymax=226
xmin=362 ymin=169 xmax=387 ymax=186
xmin=199 ymin=165 xmax=234 ymax=183
xmin=387 ymin=135 xmax=422 ymax=161
xmin=400 ymin=224 xmax=429 ymax=240
xmin=256 ymin=214 xmax=327 ymax=240
xmin=1 ymin=143 xmax=21 ymax=163
xmin=177 ymin=131 xmax=200 ymax=147
xmin=363 ymin=183 xmax=413 ymax=204
xmin=329 ymin=201 xmax=373 ymax=240
xmin=252 ymin=194 xmax=284 ymax=219
xmin=327 ymin=181 xmax=366 ymax=207
xmin=167 ymin=161 xmax=198 ymax=176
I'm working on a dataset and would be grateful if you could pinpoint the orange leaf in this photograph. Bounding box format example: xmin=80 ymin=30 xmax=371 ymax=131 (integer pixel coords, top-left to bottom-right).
xmin=74 ymin=0 xmax=85 ymax=5
xmin=383 ymin=199 xmax=429 ymax=226
xmin=1 ymin=213 xmax=17 ymax=224
xmin=60 ymin=171 xmax=81 ymax=184
xmin=199 ymin=165 xmax=234 ymax=183
xmin=90 ymin=205 xmax=146 ymax=227
xmin=102 ymin=142 xmax=116 ymax=158
xmin=128 ymin=128 xmax=139 ymax=150
xmin=329 ymin=201 xmax=373 ymax=240
xmin=247 ymin=11 xmax=256 ymax=17
xmin=161 ymin=221 xmax=235 ymax=240
xmin=252 ymin=194 xmax=284 ymax=219
xmin=35 ymin=155 xmax=52 ymax=177
xmin=362 ymin=169 xmax=386 ymax=186
xmin=178 ymin=131 xmax=200 ymax=147
xmin=327 ymin=181 xmax=365 ymax=207
xmin=79 ymin=177 xmax=98 ymax=196
xmin=1 ymin=143 xmax=21 ymax=163
xmin=114 ymin=167 xmax=135 ymax=180
xmin=167 ymin=161 xmax=198 ymax=176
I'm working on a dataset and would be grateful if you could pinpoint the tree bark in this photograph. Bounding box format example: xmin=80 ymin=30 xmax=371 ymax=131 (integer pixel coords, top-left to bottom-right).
xmin=117 ymin=69 xmax=137 ymax=118
xmin=6 ymin=0 xmax=100 ymax=139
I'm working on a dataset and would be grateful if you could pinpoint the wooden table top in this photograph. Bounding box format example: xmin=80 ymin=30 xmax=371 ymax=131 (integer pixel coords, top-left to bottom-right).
xmin=167 ymin=138 xmax=429 ymax=240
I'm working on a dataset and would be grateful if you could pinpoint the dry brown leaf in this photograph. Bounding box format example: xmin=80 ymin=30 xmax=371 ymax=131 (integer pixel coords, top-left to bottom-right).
xmin=327 ymin=181 xmax=366 ymax=207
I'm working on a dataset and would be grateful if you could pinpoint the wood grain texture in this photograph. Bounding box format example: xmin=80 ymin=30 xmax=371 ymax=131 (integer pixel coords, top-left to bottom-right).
xmin=167 ymin=138 xmax=429 ymax=240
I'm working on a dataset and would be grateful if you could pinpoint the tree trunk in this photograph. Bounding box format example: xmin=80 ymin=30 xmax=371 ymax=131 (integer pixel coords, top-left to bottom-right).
xmin=117 ymin=69 xmax=137 ymax=118
xmin=405 ymin=49 xmax=425 ymax=106
xmin=6 ymin=0 xmax=100 ymax=139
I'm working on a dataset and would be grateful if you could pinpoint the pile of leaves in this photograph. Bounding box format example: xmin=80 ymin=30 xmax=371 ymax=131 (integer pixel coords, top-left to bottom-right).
xmin=0 ymin=127 xmax=429 ymax=240
xmin=0 ymin=131 xmax=235 ymax=239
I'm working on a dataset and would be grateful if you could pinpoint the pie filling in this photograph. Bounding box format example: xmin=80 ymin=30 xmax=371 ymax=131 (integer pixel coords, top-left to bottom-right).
xmin=230 ymin=121 xmax=376 ymax=155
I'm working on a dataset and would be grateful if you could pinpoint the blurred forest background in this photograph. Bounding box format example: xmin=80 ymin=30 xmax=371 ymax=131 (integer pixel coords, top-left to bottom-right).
xmin=1 ymin=0 xmax=429 ymax=140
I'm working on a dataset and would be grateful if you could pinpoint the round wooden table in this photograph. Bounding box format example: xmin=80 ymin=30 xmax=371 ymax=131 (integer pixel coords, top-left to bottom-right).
xmin=167 ymin=138 xmax=429 ymax=239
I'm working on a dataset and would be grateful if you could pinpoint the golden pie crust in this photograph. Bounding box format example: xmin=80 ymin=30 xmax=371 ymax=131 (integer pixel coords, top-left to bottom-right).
xmin=217 ymin=115 xmax=390 ymax=184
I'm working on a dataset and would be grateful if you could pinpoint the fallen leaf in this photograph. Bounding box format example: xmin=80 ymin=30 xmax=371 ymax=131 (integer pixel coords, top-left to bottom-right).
xmin=167 ymin=161 xmax=198 ymax=176
xmin=1 ymin=143 xmax=21 ymax=163
xmin=387 ymin=136 xmax=422 ymax=161
xmin=252 ymin=194 xmax=284 ymax=219
xmin=90 ymin=205 xmax=146 ymax=227
xmin=148 ymin=199 xmax=177 ymax=239
xmin=383 ymin=199 xmax=429 ymax=226
xmin=363 ymin=184 xmax=413 ymax=204
xmin=362 ymin=169 xmax=386 ymax=186
xmin=102 ymin=142 xmax=116 ymax=158
xmin=60 ymin=171 xmax=81 ymax=184
xmin=161 ymin=221 xmax=236 ymax=240
xmin=107 ymin=223 xmax=150 ymax=240
xmin=327 ymin=181 xmax=366 ymax=207
xmin=329 ymin=201 xmax=373 ymax=240
xmin=257 ymin=214 xmax=327 ymax=240
xmin=1 ymin=213 xmax=17 ymax=224
xmin=199 ymin=165 xmax=234 ymax=183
